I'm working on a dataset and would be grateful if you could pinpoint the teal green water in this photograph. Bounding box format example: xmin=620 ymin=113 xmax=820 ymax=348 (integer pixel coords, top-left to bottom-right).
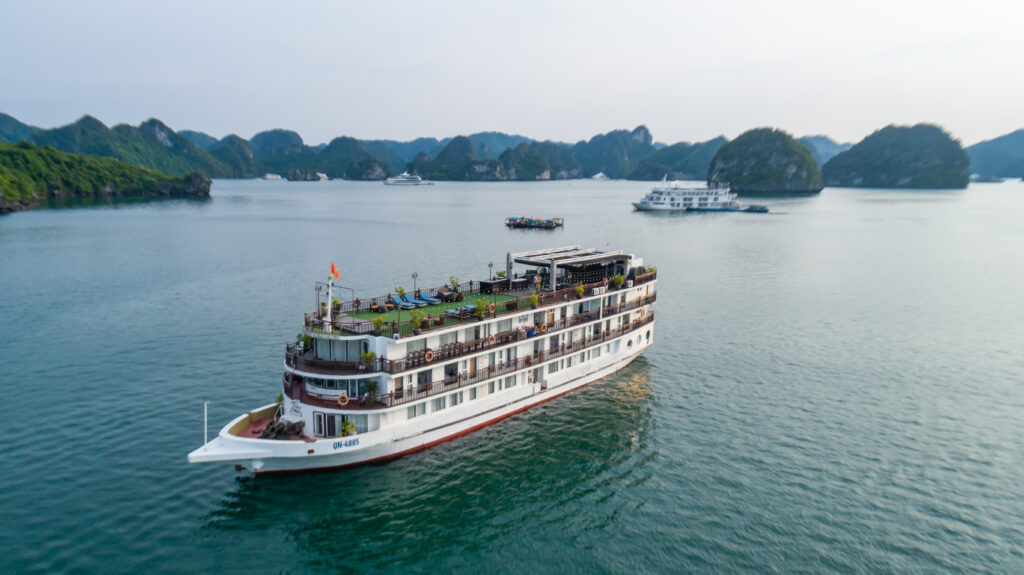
xmin=2 ymin=180 xmax=1023 ymax=573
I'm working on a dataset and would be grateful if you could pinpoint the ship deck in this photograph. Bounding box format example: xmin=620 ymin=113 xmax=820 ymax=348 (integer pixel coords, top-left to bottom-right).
xmin=346 ymin=291 xmax=518 ymax=323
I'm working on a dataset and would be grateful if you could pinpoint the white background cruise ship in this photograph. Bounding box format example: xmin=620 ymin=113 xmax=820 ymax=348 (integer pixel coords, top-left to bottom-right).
xmin=383 ymin=171 xmax=434 ymax=185
xmin=189 ymin=246 xmax=656 ymax=474
xmin=632 ymin=178 xmax=740 ymax=211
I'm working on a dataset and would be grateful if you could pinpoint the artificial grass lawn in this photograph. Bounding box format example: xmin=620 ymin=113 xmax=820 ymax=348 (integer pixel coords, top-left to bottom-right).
xmin=347 ymin=292 xmax=520 ymax=323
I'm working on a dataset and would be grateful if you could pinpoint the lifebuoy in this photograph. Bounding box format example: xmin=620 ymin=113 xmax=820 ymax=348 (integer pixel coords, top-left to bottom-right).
xmin=539 ymin=322 xmax=548 ymax=333
xmin=488 ymin=335 xmax=496 ymax=345
xmin=425 ymin=350 xmax=435 ymax=362
xmin=488 ymin=302 xmax=496 ymax=313
xmin=336 ymin=393 xmax=349 ymax=407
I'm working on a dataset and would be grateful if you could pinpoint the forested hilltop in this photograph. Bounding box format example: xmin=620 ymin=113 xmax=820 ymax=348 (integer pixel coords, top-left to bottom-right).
xmin=823 ymin=124 xmax=969 ymax=189
xmin=3 ymin=111 xmax=1016 ymax=184
xmin=0 ymin=142 xmax=210 ymax=214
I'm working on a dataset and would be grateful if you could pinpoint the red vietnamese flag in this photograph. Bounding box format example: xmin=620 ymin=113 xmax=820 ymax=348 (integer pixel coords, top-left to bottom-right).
xmin=330 ymin=262 xmax=340 ymax=279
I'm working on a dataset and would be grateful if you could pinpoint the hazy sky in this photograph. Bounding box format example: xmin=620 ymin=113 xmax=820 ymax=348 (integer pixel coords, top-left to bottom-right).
xmin=2 ymin=0 xmax=1022 ymax=146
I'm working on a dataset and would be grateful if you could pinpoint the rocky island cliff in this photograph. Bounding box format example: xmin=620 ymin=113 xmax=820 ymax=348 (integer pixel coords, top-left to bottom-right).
xmin=822 ymin=124 xmax=969 ymax=189
xmin=707 ymin=128 xmax=823 ymax=193
xmin=0 ymin=142 xmax=210 ymax=214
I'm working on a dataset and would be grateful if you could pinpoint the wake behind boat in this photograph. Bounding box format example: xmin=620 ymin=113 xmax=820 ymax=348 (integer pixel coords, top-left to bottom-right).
xmin=632 ymin=178 xmax=768 ymax=213
xmin=384 ymin=171 xmax=434 ymax=185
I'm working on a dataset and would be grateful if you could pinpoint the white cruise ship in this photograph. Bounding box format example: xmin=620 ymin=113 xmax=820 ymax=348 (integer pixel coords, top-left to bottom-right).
xmin=384 ymin=171 xmax=434 ymax=185
xmin=632 ymin=178 xmax=742 ymax=211
xmin=188 ymin=246 xmax=656 ymax=474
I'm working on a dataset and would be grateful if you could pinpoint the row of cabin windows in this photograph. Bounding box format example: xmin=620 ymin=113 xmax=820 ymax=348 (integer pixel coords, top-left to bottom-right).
xmin=406 ymin=374 xmax=519 ymax=419
xmin=400 ymin=291 xmax=639 ymax=362
xmin=305 ymin=377 xmax=374 ymax=397
xmin=547 ymin=346 xmax=601 ymax=374
xmin=394 ymin=299 xmax=641 ymax=386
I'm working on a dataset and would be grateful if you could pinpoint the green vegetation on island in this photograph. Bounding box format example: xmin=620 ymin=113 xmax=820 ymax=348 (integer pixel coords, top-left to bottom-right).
xmin=571 ymin=126 xmax=655 ymax=178
xmin=822 ymin=124 xmax=969 ymax=189
xmin=707 ymin=128 xmax=823 ymax=193
xmin=0 ymin=112 xmax=39 ymax=143
xmin=1 ymin=111 xmax=1007 ymax=185
xmin=0 ymin=142 xmax=210 ymax=214
xmin=798 ymin=135 xmax=852 ymax=166
xmin=500 ymin=143 xmax=551 ymax=180
xmin=628 ymin=136 xmax=726 ymax=180
xmin=409 ymin=136 xmax=506 ymax=181
xmin=965 ymin=129 xmax=1024 ymax=178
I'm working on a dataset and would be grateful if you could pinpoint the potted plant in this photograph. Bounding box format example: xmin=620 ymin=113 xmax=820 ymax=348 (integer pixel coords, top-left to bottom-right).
xmin=372 ymin=316 xmax=385 ymax=336
xmin=528 ymin=293 xmax=539 ymax=309
xmin=295 ymin=332 xmax=312 ymax=350
xmin=395 ymin=286 xmax=406 ymax=296
xmin=449 ymin=276 xmax=460 ymax=293
xmin=575 ymin=285 xmax=585 ymax=299
xmin=496 ymin=270 xmax=506 ymax=278
xmin=340 ymin=420 xmax=356 ymax=437
xmin=411 ymin=310 xmax=426 ymax=334
xmin=360 ymin=351 xmax=377 ymax=369
xmin=612 ymin=274 xmax=626 ymax=289
xmin=365 ymin=380 xmax=379 ymax=403
xmin=332 ymin=298 xmax=341 ymax=313
xmin=473 ymin=298 xmax=490 ymax=319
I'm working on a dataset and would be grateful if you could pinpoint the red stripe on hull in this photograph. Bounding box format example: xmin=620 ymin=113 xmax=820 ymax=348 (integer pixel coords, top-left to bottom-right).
xmin=254 ymin=367 xmax=624 ymax=475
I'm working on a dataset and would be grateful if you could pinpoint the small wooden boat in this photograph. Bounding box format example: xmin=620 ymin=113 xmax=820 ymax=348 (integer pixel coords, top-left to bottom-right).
xmin=505 ymin=217 xmax=564 ymax=229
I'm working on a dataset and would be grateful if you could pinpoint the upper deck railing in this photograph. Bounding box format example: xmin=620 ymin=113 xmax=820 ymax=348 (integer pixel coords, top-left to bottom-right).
xmin=287 ymin=293 xmax=657 ymax=376
xmin=306 ymin=270 xmax=657 ymax=338
xmin=283 ymin=313 xmax=655 ymax=411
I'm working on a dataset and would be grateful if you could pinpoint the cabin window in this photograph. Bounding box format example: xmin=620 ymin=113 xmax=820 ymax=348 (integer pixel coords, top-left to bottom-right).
xmin=497 ymin=319 xmax=512 ymax=333
xmin=407 ymin=402 xmax=425 ymax=419
xmin=580 ymin=352 xmax=586 ymax=364
xmin=593 ymin=346 xmax=601 ymax=359
xmin=439 ymin=331 xmax=458 ymax=346
xmin=548 ymin=362 xmax=559 ymax=374
xmin=470 ymin=387 xmax=478 ymax=400
xmin=450 ymin=391 xmax=464 ymax=406
xmin=432 ymin=396 xmax=446 ymax=411
xmin=488 ymin=381 xmax=495 ymax=394
xmin=314 ymin=412 xmax=324 ymax=436
xmin=406 ymin=339 xmax=426 ymax=354
xmin=417 ymin=370 xmax=432 ymax=385
xmin=505 ymin=375 xmax=516 ymax=388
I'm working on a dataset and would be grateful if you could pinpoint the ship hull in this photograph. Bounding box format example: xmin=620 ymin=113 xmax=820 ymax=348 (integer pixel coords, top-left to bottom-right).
xmin=189 ymin=326 xmax=653 ymax=474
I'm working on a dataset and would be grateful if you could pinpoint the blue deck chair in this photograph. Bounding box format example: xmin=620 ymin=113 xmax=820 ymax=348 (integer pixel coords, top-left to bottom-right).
xmin=418 ymin=292 xmax=442 ymax=304
xmin=391 ymin=295 xmax=416 ymax=310
xmin=402 ymin=294 xmax=428 ymax=307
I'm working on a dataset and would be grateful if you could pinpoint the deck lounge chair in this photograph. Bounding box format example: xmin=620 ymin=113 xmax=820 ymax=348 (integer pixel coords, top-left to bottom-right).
xmin=391 ymin=295 xmax=416 ymax=310
xmin=418 ymin=292 xmax=442 ymax=304
xmin=437 ymin=287 xmax=458 ymax=302
xmin=402 ymin=294 xmax=428 ymax=307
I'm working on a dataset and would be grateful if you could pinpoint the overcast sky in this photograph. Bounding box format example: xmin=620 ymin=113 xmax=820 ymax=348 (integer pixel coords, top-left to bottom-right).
xmin=2 ymin=0 xmax=1021 ymax=146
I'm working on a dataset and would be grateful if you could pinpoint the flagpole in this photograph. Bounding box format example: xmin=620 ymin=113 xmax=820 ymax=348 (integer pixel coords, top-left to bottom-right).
xmin=325 ymin=275 xmax=333 ymax=333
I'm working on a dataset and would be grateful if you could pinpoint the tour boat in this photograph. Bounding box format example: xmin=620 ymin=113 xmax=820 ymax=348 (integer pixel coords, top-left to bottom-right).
xmin=505 ymin=216 xmax=564 ymax=229
xmin=261 ymin=173 xmax=282 ymax=180
xmin=632 ymin=178 xmax=768 ymax=213
xmin=383 ymin=171 xmax=434 ymax=185
xmin=188 ymin=246 xmax=656 ymax=474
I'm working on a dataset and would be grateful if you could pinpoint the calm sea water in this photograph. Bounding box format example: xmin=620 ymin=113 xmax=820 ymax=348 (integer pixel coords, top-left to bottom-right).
xmin=1 ymin=179 xmax=1023 ymax=573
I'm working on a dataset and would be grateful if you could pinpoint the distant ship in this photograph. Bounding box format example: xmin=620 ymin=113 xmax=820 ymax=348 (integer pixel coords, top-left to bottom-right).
xmin=632 ymin=178 xmax=768 ymax=213
xmin=384 ymin=171 xmax=434 ymax=186
xmin=262 ymin=173 xmax=282 ymax=180
xmin=591 ymin=172 xmax=609 ymax=180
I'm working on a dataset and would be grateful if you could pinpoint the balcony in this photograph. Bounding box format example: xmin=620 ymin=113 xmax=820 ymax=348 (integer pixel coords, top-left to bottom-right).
xmin=286 ymin=293 xmax=657 ymax=376
xmin=283 ymin=313 xmax=655 ymax=411
xmin=306 ymin=271 xmax=657 ymax=338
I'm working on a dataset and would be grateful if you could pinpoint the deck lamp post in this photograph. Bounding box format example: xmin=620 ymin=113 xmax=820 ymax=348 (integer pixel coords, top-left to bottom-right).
xmin=412 ymin=272 xmax=418 ymax=294
xmin=488 ymin=261 xmax=496 ymax=315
